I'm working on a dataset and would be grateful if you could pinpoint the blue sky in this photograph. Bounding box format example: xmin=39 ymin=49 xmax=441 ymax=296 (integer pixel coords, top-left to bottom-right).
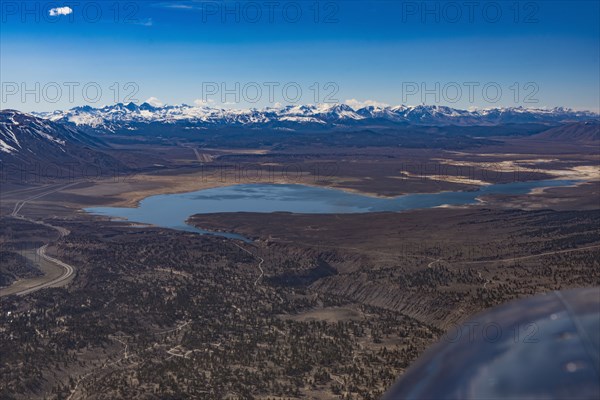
xmin=1 ymin=0 xmax=599 ymax=112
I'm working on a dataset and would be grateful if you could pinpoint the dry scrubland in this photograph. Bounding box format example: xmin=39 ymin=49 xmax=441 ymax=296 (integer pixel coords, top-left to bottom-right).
xmin=0 ymin=127 xmax=599 ymax=399
xmin=1 ymin=206 xmax=598 ymax=399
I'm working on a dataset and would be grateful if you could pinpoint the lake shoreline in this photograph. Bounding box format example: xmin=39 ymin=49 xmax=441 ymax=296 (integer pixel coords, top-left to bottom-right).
xmin=84 ymin=179 xmax=581 ymax=241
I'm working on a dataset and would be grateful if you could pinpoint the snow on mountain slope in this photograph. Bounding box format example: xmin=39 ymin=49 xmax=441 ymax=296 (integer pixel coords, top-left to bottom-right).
xmin=0 ymin=110 xmax=125 ymax=174
xmin=33 ymin=103 xmax=598 ymax=133
xmin=1 ymin=110 xmax=69 ymax=155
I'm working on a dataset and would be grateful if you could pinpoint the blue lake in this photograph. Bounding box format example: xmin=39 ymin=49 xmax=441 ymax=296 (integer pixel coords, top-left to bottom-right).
xmin=85 ymin=180 xmax=577 ymax=241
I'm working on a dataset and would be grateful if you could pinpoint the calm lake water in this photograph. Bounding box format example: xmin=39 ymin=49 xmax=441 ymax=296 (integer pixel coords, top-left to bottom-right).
xmin=85 ymin=180 xmax=577 ymax=241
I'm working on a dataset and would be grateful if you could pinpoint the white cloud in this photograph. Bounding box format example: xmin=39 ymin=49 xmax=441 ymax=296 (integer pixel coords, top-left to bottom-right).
xmin=135 ymin=18 xmax=153 ymax=27
xmin=49 ymin=6 xmax=73 ymax=16
xmin=193 ymin=99 xmax=215 ymax=107
xmin=164 ymin=4 xmax=195 ymax=10
xmin=344 ymin=99 xmax=390 ymax=109
xmin=145 ymin=97 xmax=164 ymax=107
xmin=153 ymin=2 xmax=199 ymax=10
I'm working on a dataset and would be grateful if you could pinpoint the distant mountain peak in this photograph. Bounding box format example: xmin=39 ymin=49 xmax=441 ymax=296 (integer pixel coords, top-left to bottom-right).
xmin=125 ymin=102 xmax=139 ymax=111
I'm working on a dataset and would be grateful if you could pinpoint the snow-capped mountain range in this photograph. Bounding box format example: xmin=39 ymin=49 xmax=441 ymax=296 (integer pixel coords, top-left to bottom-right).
xmin=1 ymin=107 xmax=597 ymax=167
xmin=33 ymin=103 xmax=599 ymax=132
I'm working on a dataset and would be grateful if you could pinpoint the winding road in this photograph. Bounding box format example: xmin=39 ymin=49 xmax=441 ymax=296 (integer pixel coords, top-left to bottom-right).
xmin=11 ymin=243 xmax=75 ymax=297
xmin=1 ymin=184 xmax=76 ymax=297
xmin=232 ymin=242 xmax=264 ymax=285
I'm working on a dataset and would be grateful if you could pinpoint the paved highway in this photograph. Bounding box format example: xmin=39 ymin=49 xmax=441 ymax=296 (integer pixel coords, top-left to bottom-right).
xmin=1 ymin=184 xmax=76 ymax=297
